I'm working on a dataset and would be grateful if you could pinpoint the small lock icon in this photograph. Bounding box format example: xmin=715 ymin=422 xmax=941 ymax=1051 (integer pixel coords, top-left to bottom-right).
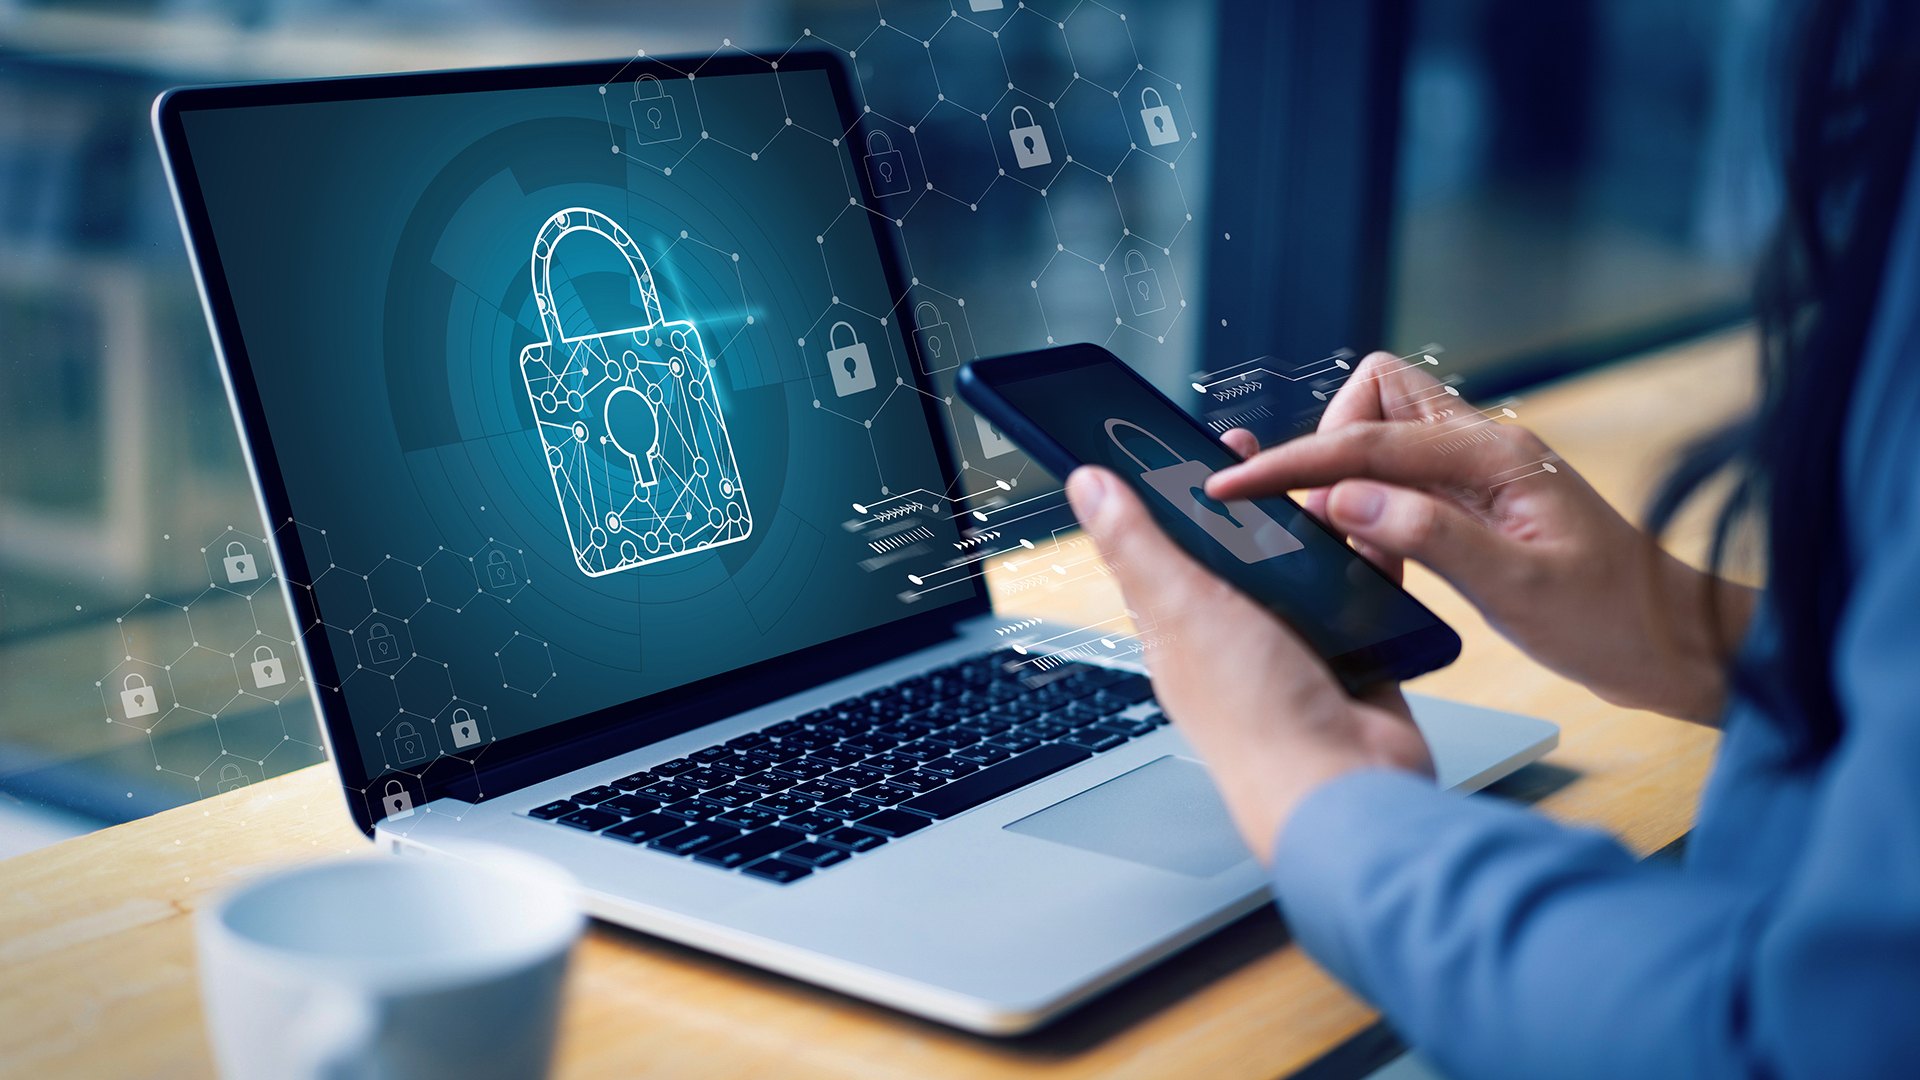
xmin=912 ymin=301 xmax=961 ymax=374
xmin=217 ymin=763 xmax=249 ymax=794
xmin=1008 ymin=105 xmax=1052 ymax=169
xmin=1140 ymin=87 xmax=1180 ymax=146
xmin=222 ymin=541 xmax=258 ymax=584
xmin=120 ymin=673 xmax=160 ymax=719
xmin=450 ymin=708 xmax=482 ymax=749
xmin=391 ymin=720 xmax=428 ymax=765
xmin=1122 ymin=249 xmax=1167 ymax=316
xmin=250 ymin=645 xmax=286 ymax=689
xmin=974 ymin=412 xmax=1018 ymax=459
xmin=1105 ymin=418 xmax=1303 ymax=564
xmin=381 ymin=780 xmax=415 ymax=821
xmin=863 ymin=130 xmax=910 ymax=197
xmin=629 ymin=73 xmax=683 ymax=146
xmin=485 ymin=549 xmax=517 ymax=589
xmin=366 ymin=621 xmax=399 ymax=665
xmin=825 ymin=321 xmax=878 ymax=397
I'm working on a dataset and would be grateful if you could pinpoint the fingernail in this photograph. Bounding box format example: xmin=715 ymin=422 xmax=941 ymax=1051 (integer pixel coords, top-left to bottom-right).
xmin=1066 ymin=467 xmax=1110 ymax=523
xmin=1338 ymin=482 xmax=1386 ymax=525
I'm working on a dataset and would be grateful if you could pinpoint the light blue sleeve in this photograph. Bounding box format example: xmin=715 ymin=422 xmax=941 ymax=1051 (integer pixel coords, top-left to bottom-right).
xmin=1270 ymin=488 xmax=1920 ymax=1078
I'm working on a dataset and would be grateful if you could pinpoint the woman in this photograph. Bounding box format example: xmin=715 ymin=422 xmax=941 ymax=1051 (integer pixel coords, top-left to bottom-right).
xmin=1064 ymin=2 xmax=1920 ymax=1075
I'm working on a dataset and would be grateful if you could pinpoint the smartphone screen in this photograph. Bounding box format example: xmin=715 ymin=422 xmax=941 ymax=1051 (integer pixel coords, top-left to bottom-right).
xmin=960 ymin=345 xmax=1458 ymax=686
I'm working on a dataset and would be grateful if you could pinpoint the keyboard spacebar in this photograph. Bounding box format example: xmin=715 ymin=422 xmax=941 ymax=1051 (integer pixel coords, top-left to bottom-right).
xmin=901 ymin=744 xmax=1092 ymax=819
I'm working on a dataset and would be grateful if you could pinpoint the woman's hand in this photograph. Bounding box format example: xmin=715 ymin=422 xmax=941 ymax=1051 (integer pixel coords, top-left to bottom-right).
xmin=1207 ymin=351 xmax=1753 ymax=723
xmin=1065 ymin=466 xmax=1432 ymax=861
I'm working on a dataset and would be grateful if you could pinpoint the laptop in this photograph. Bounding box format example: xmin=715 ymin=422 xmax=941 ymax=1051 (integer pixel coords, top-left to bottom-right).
xmin=153 ymin=53 xmax=1557 ymax=1034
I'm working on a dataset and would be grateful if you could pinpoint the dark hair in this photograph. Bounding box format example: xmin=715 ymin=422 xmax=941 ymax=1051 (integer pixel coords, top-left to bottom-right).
xmin=1648 ymin=0 xmax=1920 ymax=756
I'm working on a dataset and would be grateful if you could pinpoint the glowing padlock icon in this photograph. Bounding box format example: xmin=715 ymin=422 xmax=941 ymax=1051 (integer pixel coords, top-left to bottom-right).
xmin=629 ymin=74 xmax=682 ymax=146
xmin=450 ymin=708 xmax=482 ymax=749
xmin=366 ymin=621 xmax=399 ymax=665
xmin=485 ymin=549 xmax=517 ymax=589
xmin=1106 ymin=418 xmax=1302 ymax=563
xmin=1008 ymin=105 xmax=1052 ymax=169
xmin=391 ymin=720 xmax=428 ymax=766
xmin=381 ymin=780 xmax=414 ymax=821
xmin=1140 ymin=87 xmax=1180 ymax=146
xmin=222 ymin=541 xmax=258 ymax=583
xmin=120 ymin=673 xmax=160 ymax=719
xmin=864 ymin=131 xmax=911 ymax=197
xmin=250 ymin=645 xmax=286 ymax=689
xmin=913 ymin=301 xmax=961 ymax=374
xmin=1122 ymin=248 xmax=1166 ymax=316
xmin=217 ymin=763 xmax=249 ymax=793
xmin=825 ymin=321 xmax=878 ymax=397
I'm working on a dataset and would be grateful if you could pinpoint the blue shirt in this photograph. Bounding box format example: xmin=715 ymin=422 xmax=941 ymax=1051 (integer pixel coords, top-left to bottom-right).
xmin=1270 ymin=151 xmax=1920 ymax=1076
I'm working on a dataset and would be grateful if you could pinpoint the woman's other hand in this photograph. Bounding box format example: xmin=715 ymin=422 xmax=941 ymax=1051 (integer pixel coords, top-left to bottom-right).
xmin=1065 ymin=467 xmax=1432 ymax=860
xmin=1207 ymin=351 xmax=1752 ymax=723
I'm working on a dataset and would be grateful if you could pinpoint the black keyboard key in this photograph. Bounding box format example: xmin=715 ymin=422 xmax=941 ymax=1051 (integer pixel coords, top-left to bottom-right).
xmin=642 ymin=781 xmax=700 ymax=802
xmin=892 ymin=741 xmax=944 ymax=763
xmin=757 ymin=792 xmax=815 ymax=816
xmin=841 ymin=734 xmax=898 ymax=755
xmin=528 ymin=799 xmax=577 ymax=820
xmin=714 ymin=805 xmax=782 ymax=830
xmin=829 ymin=765 xmax=887 ymax=788
xmin=784 ymin=730 xmax=835 ymax=750
xmin=920 ymin=756 xmax=981 ymax=780
xmin=859 ymin=784 xmax=911 ymax=805
xmin=820 ymin=795 xmax=882 ymax=819
xmin=737 ymin=749 xmax=780 ymax=772
xmin=780 ymin=842 xmax=851 ymax=868
xmin=1109 ymin=673 xmax=1155 ymax=703
xmin=808 ymin=746 xmax=864 ymax=768
xmin=556 ymin=807 xmax=622 ymax=832
xmin=755 ymin=741 xmax=806 ymax=764
xmin=612 ymin=772 xmax=658 ymax=791
xmin=767 ymin=719 xmax=804 ymax=737
xmin=682 ymin=766 xmax=736 ymax=789
xmin=768 ymin=758 xmax=830 ymax=781
xmin=600 ymin=793 xmax=664 ymax=818
xmin=1059 ymin=730 xmax=1126 ymax=753
xmin=695 ymin=825 xmax=808 ymax=869
xmin=741 ymin=858 xmax=813 ymax=884
xmin=887 ymin=771 xmax=945 ymax=794
xmin=726 ymin=731 xmax=771 ymax=750
xmin=819 ymin=827 xmax=888 ymax=854
xmin=865 ymin=753 xmax=920 ymax=775
xmin=1097 ymin=715 xmax=1158 ymax=737
xmin=784 ymin=810 xmax=843 ymax=835
xmin=952 ymin=743 xmax=1012 ymax=767
xmin=648 ymin=821 xmax=741 ymax=856
xmin=734 ymin=771 xmax=795 ymax=794
xmin=703 ymin=785 xmax=758 ymax=809
xmin=1018 ymin=719 xmax=1072 ymax=740
xmin=902 ymin=744 xmax=1092 ymax=819
xmin=660 ymin=798 xmax=725 ymax=822
xmin=602 ymin=812 xmax=682 ymax=845
xmin=958 ymin=717 xmax=1015 ymax=737
xmin=652 ymin=758 xmax=698 ymax=777
xmin=691 ymin=746 xmax=734 ymax=765
xmin=987 ymin=732 xmax=1043 ymax=754
xmin=855 ymin=809 xmax=933 ymax=838
xmin=790 ymin=779 xmax=851 ymax=802
xmin=924 ymin=729 xmax=982 ymax=751
xmin=571 ymin=785 xmax=620 ymax=805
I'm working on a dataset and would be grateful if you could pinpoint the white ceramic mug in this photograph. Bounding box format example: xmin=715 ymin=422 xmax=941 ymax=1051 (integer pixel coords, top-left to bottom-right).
xmin=197 ymin=847 xmax=582 ymax=1080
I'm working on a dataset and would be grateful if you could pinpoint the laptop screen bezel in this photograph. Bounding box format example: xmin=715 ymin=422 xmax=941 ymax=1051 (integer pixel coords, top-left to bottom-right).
xmin=153 ymin=52 xmax=989 ymax=836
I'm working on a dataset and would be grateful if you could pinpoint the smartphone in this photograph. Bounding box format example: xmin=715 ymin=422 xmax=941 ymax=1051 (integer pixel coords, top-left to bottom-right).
xmin=957 ymin=343 xmax=1460 ymax=690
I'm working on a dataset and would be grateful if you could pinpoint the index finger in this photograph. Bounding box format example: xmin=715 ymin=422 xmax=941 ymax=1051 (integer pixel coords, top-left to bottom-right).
xmin=1317 ymin=350 xmax=1452 ymax=431
xmin=1206 ymin=415 xmax=1525 ymax=498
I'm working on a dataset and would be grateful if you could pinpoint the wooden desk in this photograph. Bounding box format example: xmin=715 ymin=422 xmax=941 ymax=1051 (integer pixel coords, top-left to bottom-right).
xmin=0 ymin=333 xmax=1756 ymax=1079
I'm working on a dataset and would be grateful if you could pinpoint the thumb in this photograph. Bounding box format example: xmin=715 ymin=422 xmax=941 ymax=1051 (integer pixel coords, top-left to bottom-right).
xmin=1065 ymin=466 xmax=1223 ymax=623
xmin=1325 ymin=479 xmax=1503 ymax=596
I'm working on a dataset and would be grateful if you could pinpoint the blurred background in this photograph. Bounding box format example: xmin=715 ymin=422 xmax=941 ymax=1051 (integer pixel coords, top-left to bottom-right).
xmin=0 ymin=0 xmax=1776 ymax=852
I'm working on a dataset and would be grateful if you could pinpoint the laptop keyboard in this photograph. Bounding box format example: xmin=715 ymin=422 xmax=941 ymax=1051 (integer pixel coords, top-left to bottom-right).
xmin=524 ymin=650 xmax=1163 ymax=884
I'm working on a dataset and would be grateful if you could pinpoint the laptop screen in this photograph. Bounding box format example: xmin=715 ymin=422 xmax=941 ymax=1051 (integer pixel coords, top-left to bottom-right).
xmin=170 ymin=61 xmax=974 ymax=785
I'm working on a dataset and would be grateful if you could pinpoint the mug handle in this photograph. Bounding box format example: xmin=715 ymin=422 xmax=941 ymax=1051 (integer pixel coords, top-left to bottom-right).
xmin=294 ymin=985 xmax=380 ymax=1080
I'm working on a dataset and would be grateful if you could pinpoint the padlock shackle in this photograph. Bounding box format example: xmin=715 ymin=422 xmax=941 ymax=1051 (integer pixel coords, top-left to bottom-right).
xmin=123 ymin=673 xmax=149 ymax=691
xmin=226 ymin=541 xmax=247 ymax=556
xmin=529 ymin=207 xmax=666 ymax=348
xmin=1124 ymin=248 xmax=1151 ymax=273
xmin=1141 ymin=86 xmax=1165 ymax=109
xmin=1010 ymin=104 xmax=1037 ymax=129
xmin=253 ymin=645 xmax=274 ymax=662
xmin=633 ymin=72 xmax=669 ymax=100
xmin=1105 ymin=417 xmax=1186 ymax=474
xmin=914 ymin=300 xmax=943 ymax=324
xmin=866 ymin=129 xmax=894 ymax=154
xmin=828 ymin=320 xmax=860 ymax=349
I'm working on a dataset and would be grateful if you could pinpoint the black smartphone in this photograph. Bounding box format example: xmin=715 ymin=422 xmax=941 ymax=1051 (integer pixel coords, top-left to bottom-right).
xmin=957 ymin=343 xmax=1460 ymax=691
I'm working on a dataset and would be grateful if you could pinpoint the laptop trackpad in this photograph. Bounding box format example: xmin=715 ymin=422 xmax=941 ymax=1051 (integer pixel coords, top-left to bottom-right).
xmin=1004 ymin=755 xmax=1252 ymax=878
